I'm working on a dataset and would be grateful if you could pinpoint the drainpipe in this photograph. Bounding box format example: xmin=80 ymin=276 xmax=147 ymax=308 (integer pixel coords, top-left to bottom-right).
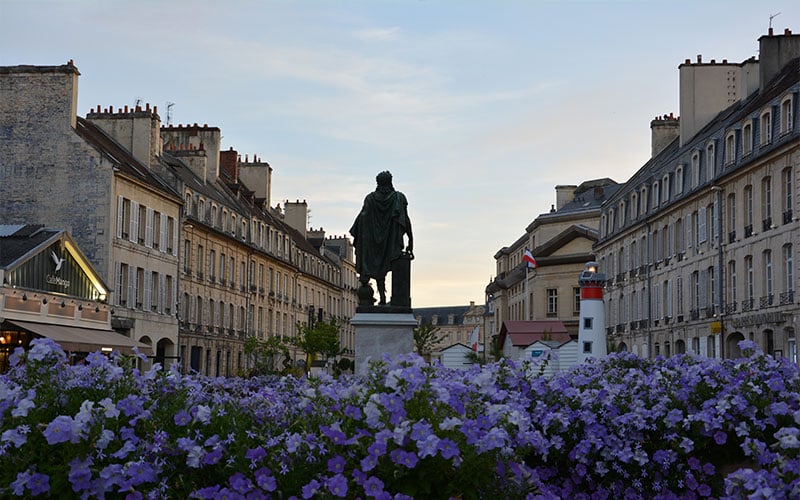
xmin=646 ymin=220 xmax=653 ymax=359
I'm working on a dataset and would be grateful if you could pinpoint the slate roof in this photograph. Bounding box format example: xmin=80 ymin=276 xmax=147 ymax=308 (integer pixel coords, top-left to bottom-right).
xmin=413 ymin=305 xmax=472 ymax=326
xmin=604 ymin=56 xmax=800 ymax=211
xmin=0 ymin=224 xmax=61 ymax=268
xmin=74 ymin=117 xmax=180 ymax=199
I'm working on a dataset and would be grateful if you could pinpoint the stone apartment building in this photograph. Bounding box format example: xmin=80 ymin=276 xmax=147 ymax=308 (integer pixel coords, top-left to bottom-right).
xmin=486 ymin=179 xmax=619 ymax=340
xmin=413 ymin=301 xmax=487 ymax=356
xmin=0 ymin=62 xmax=358 ymax=373
xmin=596 ymin=28 xmax=799 ymax=362
xmin=0 ymin=63 xmax=182 ymax=365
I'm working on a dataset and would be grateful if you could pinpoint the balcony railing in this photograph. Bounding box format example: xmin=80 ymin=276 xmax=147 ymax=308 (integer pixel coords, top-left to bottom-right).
xmin=762 ymin=217 xmax=773 ymax=232
xmin=725 ymin=302 xmax=738 ymax=314
xmin=783 ymin=209 xmax=793 ymax=225
xmin=676 ymin=315 xmax=684 ymax=323
xmin=779 ymin=290 xmax=795 ymax=305
xmin=629 ymin=270 xmax=638 ymax=280
xmin=728 ymin=231 xmax=736 ymax=244
xmin=744 ymin=225 xmax=753 ymax=238
xmin=690 ymin=309 xmax=700 ymax=320
xmin=741 ymin=298 xmax=754 ymax=312
xmin=704 ymin=306 xmax=716 ymax=318
xmin=663 ymin=256 xmax=670 ymax=266
xmin=760 ymin=295 xmax=774 ymax=309
xmin=615 ymin=324 xmax=625 ymax=333
xmin=606 ymin=327 xmax=614 ymax=335
xmin=630 ymin=321 xmax=639 ymax=330
xmin=639 ymin=319 xmax=648 ymax=329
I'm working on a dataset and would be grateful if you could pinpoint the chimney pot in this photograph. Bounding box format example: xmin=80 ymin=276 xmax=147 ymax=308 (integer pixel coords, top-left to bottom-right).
xmin=124 ymin=105 xmax=128 ymax=112
xmin=769 ymin=27 xmax=774 ymax=36
xmin=710 ymin=59 xmax=716 ymax=64
xmin=786 ymin=28 xmax=792 ymax=35
xmin=697 ymin=54 xmax=702 ymax=63
xmin=153 ymin=105 xmax=157 ymax=114
xmin=722 ymin=59 xmax=728 ymax=64
xmin=145 ymin=103 xmax=150 ymax=111
xmin=685 ymin=58 xmax=691 ymax=65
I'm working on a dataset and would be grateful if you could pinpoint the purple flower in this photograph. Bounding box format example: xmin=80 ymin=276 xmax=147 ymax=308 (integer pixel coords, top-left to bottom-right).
xmin=327 ymin=455 xmax=346 ymax=474
xmin=127 ymin=461 xmax=156 ymax=486
xmin=174 ymin=410 xmax=191 ymax=426
xmin=301 ymin=479 xmax=320 ymax=499
xmin=438 ymin=438 xmax=459 ymax=459
xmin=714 ymin=430 xmax=727 ymax=445
xmin=43 ymin=415 xmax=75 ymax=444
xmin=363 ymin=475 xmax=385 ymax=497
xmin=203 ymin=448 xmax=223 ymax=465
xmin=254 ymin=467 xmax=277 ymax=492
xmin=27 ymin=472 xmax=50 ymax=496
xmin=229 ymin=472 xmax=253 ymax=494
xmin=697 ymin=483 xmax=711 ymax=496
xmin=327 ymin=474 xmax=348 ymax=497
xmin=389 ymin=449 xmax=419 ymax=468
xmin=69 ymin=457 xmax=93 ymax=492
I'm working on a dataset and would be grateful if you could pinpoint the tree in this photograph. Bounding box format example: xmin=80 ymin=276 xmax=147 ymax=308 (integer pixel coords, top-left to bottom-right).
xmin=297 ymin=318 xmax=342 ymax=363
xmin=413 ymin=324 xmax=443 ymax=360
xmin=243 ymin=335 xmax=292 ymax=376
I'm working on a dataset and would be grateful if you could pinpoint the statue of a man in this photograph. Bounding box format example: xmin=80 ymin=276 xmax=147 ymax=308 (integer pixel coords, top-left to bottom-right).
xmin=350 ymin=171 xmax=413 ymax=306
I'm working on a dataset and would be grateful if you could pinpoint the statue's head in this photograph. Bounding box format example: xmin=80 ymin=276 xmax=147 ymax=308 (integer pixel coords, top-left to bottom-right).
xmin=376 ymin=171 xmax=393 ymax=188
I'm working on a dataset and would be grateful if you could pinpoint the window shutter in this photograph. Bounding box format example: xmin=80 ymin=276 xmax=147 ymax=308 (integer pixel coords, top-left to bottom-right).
xmin=172 ymin=217 xmax=178 ymax=256
xmin=700 ymin=271 xmax=708 ymax=308
xmin=160 ymin=213 xmax=168 ymax=253
xmin=158 ymin=273 xmax=165 ymax=314
xmin=667 ymin=280 xmax=673 ymax=316
xmin=115 ymin=262 xmax=123 ymax=306
xmin=130 ymin=202 xmax=139 ymax=243
xmin=117 ymin=197 xmax=124 ymax=239
xmin=128 ymin=266 xmax=136 ymax=309
xmin=698 ymin=206 xmax=707 ymax=243
xmin=144 ymin=271 xmax=152 ymax=311
xmin=145 ymin=208 xmax=154 ymax=248
xmin=685 ymin=213 xmax=692 ymax=249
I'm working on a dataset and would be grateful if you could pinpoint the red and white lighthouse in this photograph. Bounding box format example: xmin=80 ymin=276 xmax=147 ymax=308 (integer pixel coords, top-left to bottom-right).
xmin=577 ymin=261 xmax=607 ymax=363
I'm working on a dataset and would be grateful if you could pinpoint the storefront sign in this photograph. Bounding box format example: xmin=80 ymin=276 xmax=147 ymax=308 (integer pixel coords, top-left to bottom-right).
xmin=46 ymin=274 xmax=70 ymax=289
xmin=729 ymin=312 xmax=786 ymax=328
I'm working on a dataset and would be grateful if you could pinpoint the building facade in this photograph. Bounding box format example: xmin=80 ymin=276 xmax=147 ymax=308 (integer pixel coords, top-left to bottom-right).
xmin=486 ymin=180 xmax=619 ymax=339
xmin=595 ymin=29 xmax=799 ymax=362
xmin=0 ymin=63 xmax=182 ymax=365
xmin=413 ymin=301 xmax=487 ymax=358
xmin=0 ymin=63 xmax=358 ymax=373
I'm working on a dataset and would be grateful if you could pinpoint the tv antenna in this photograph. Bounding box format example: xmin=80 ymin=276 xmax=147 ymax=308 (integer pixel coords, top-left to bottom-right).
xmin=166 ymin=102 xmax=175 ymax=126
xmin=769 ymin=12 xmax=781 ymax=30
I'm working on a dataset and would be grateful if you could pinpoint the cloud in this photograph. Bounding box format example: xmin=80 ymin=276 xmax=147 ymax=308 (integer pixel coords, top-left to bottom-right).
xmin=353 ymin=27 xmax=401 ymax=42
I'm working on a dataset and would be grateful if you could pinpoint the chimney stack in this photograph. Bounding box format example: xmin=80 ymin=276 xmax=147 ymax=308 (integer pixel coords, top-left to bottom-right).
xmin=554 ymin=185 xmax=577 ymax=211
xmin=650 ymin=113 xmax=680 ymax=158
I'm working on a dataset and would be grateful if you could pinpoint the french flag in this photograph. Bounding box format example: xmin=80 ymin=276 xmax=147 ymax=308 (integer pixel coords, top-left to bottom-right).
xmin=523 ymin=249 xmax=538 ymax=269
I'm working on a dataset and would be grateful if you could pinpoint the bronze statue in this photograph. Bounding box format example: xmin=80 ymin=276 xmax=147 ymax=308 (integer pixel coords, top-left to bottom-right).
xmin=350 ymin=171 xmax=413 ymax=307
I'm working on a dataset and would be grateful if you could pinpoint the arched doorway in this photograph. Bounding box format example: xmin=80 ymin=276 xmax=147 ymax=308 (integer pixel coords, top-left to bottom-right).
xmin=726 ymin=332 xmax=746 ymax=358
xmin=156 ymin=338 xmax=175 ymax=366
xmin=675 ymin=339 xmax=686 ymax=354
xmin=617 ymin=342 xmax=628 ymax=352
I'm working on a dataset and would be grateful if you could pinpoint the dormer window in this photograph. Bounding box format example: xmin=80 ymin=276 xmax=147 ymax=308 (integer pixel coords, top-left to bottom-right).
xmin=725 ymin=131 xmax=736 ymax=166
xmin=651 ymin=181 xmax=660 ymax=208
xmin=780 ymin=95 xmax=794 ymax=135
xmin=760 ymin=109 xmax=773 ymax=145
xmin=691 ymin=151 xmax=700 ymax=188
xmin=631 ymin=192 xmax=639 ymax=219
xmin=675 ymin=165 xmax=684 ymax=194
xmin=640 ymin=186 xmax=648 ymax=214
xmin=705 ymin=142 xmax=716 ymax=180
xmin=619 ymin=201 xmax=626 ymax=226
xmin=742 ymin=121 xmax=753 ymax=156
xmin=662 ymin=174 xmax=670 ymax=203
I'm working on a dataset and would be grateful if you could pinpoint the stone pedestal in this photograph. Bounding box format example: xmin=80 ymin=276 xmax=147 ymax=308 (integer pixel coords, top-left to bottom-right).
xmin=352 ymin=312 xmax=417 ymax=375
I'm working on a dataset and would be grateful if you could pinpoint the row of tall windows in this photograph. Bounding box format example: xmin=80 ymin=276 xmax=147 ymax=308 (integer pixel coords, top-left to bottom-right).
xmin=608 ymin=244 xmax=794 ymax=325
xmin=117 ymin=196 xmax=177 ymax=254
xmin=115 ymin=262 xmax=175 ymax=314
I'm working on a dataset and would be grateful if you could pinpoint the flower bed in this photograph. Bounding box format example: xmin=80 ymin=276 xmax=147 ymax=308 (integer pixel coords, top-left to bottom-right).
xmin=1 ymin=338 xmax=799 ymax=498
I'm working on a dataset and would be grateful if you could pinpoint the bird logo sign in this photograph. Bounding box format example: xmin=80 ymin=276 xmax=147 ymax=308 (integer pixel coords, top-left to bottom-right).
xmin=50 ymin=250 xmax=66 ymax=272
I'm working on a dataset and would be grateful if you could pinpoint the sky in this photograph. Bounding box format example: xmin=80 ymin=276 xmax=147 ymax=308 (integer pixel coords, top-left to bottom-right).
xmin=2 ymin=1 xmax=799 ymax=308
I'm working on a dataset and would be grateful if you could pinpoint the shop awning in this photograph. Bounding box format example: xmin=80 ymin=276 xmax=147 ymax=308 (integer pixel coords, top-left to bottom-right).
xmin=8 ymin=320 xmax=153 ymax=356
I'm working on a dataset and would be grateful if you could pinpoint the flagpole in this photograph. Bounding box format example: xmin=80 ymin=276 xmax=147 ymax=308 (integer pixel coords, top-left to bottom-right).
xmin=525 ymin=264 xmax=529 ymax=320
